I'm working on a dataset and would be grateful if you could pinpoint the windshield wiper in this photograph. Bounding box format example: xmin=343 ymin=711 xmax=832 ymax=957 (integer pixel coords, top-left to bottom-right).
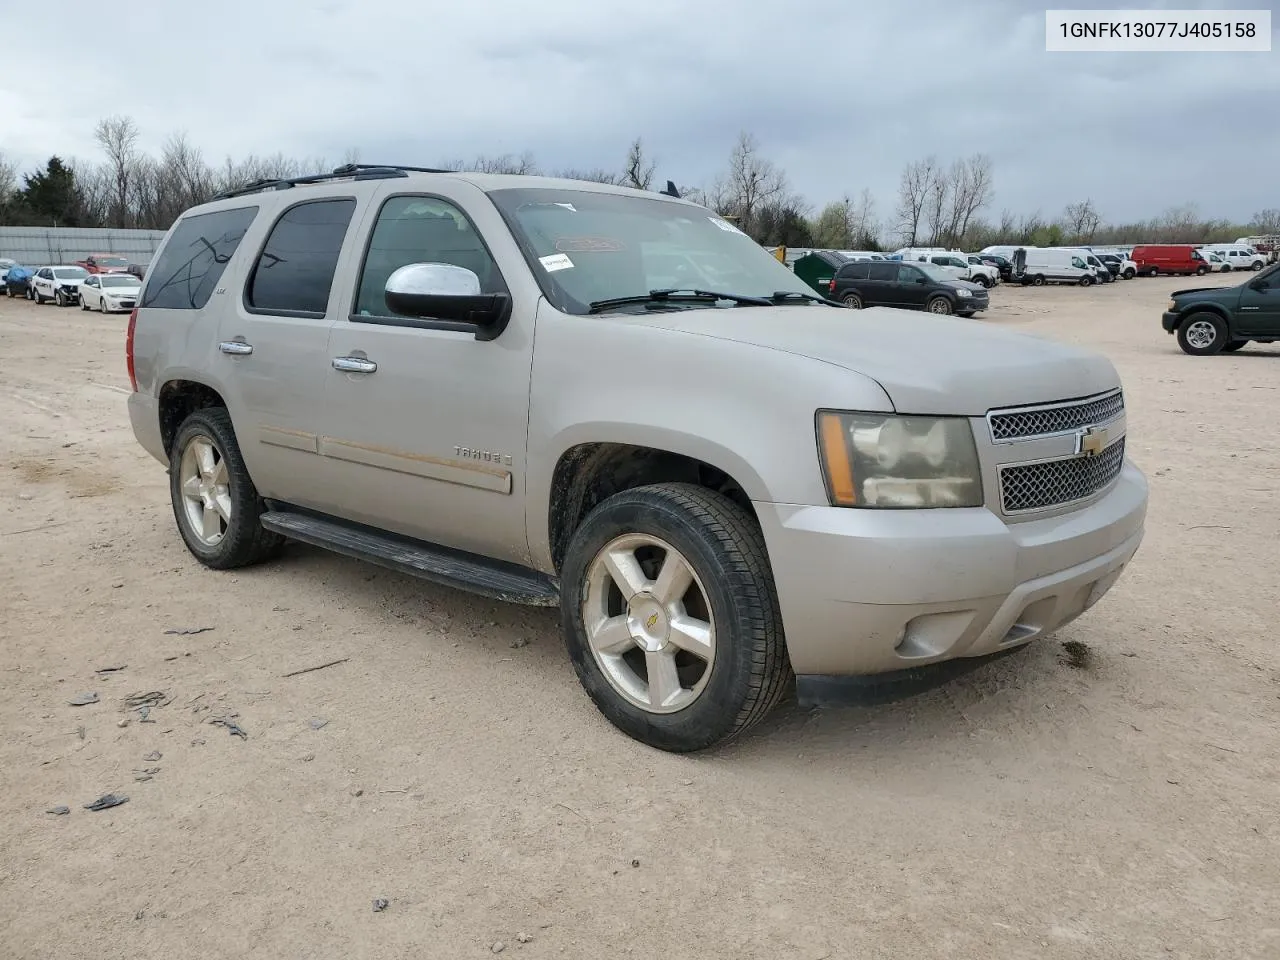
xmin=588 ymin=288 xmax=773 ymax=314
xmin=769 ymin=290 xmax=841 ymax=306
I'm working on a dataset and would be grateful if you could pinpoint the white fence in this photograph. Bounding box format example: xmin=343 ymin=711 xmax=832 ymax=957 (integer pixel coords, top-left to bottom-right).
xmin=0 ymin=226 xmax=167 ymax=267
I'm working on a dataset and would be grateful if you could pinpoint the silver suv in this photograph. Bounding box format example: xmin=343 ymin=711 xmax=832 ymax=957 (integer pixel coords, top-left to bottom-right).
xmin=126 ymin=164 xmax=1148 ymax=752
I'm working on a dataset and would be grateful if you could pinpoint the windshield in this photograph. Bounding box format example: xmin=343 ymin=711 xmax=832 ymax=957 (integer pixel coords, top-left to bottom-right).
xmin=486 ymin=187 xmax=815 ymax=314
xmin=53 ymin=267 xmax=88 ymax=280
xmin=95 ymin=257 xmax=129 ymax=268
xmin=101 ymin=275 xmax=141 ymax=288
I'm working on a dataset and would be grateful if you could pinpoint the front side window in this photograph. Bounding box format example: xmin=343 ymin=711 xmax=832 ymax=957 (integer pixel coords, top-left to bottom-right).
xmin=246 ymin=199 xmax=356 ymax=315
xmin=1072 ymin=257 xmax=1085 ymax=268
xmin=486 ymin=187 xmax=814 ymax=315
xmin=141 ymin=205 xmax=258 ymax=310
xmin=353 ymin=195 xmax=505 ymax=318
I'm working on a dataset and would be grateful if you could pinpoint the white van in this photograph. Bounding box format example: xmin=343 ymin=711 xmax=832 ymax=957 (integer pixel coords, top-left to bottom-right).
xmin=1055 ymin=248 xmax=1113 ymax=283
xmin=1202 ymin=243 xmax=1266 ymax=271
xmin=1018 ymin=247 xmax=1096 ymax=286
xmin=896 ymin=248 xmax=999 ymax=287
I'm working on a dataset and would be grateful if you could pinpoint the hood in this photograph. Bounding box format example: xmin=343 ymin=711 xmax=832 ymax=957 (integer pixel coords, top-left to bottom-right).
xmin=1171 ymin=285 xmax=1226 ymax=298
xmin=634 ymin=305 xmax=1119 ymax=416
xmin=948 ymin=278 xmax=985 ymax=292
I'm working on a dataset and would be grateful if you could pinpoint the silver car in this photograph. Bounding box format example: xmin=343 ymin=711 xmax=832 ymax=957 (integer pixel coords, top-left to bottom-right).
xmin=126 ymin=166 xmax=1147 ymax=751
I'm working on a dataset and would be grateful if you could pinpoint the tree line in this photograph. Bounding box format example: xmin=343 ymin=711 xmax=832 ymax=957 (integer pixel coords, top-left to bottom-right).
xmin=1 ymin=115 xmax=1276 ymax=252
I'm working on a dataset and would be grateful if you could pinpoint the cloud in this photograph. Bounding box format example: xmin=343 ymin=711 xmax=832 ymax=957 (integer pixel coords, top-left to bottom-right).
xmin=2 ymin=0 xmax=1276 ymax=223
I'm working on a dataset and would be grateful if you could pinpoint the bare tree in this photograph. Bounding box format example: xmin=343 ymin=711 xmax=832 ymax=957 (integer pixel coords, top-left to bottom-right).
xmin=996 ymin=208 xmax=1017 ymax=240
xmin=945 ymin=153 xmax=994 ymax=245
xmin=1063 ymin=199 xmax=1101 ymax=243
xmin=555 ymin=167 xmax=621 ymax=184
xmin=895 ymin=157 xmax=938 ymax=247
xmin=94 ymin=115 xmax=142 ymax=227
xmin=622 ymin=138 xmax=656 ymax=191
xmin=721 ymin=132 xmax=786 ymax=239
xmin=924 ymin=159 xmax=951 ymax=245
xmin=1250 ymin=208 xmax=1280 ymax=234
xmin=0 ymin=151 xmax=16 ymax=203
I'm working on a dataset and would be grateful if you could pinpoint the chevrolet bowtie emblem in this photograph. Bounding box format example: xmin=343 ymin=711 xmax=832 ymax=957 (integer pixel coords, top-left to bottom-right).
xmin=645 ymin=613 xmax=659 ymax=630
xmin=1077 ymin=425 xmax=1108 ymax=457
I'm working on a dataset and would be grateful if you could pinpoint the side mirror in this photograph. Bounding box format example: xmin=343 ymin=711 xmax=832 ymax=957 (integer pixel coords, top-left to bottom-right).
xmin=384 ymin=263 xmax=512 ymax=341
xmin=917 ymin=276 xmax=929 ymax=284
xmin=1251 ymin=279 xmax=1269 ymax=292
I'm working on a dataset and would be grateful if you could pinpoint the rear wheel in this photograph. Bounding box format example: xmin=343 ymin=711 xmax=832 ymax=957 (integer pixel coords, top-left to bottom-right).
xmin=1253 ymin=260 xmax=1265 ymax=271
xmin=1176 ymin=313 xmax=1228 ymax=356
xmin=560 ymin=483 xmax=791 ymax=752
xmin=842 ymin=292 xmax=862 ymax=309
xmin=1031 ymin=274 xmax=1046 ymax=286
xmin=927 ymin=296 xmax=953 ymax=315
xmin=169 ymin=408 xmax=284 ymax=569
xmin=973 ymin=275 xmax=991 ymax=288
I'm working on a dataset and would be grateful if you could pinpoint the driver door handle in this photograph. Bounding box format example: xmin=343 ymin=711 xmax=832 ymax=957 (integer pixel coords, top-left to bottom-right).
xmin=219 ymin=340 xmax=253 ymax=355
xmin=332 ymin=356 xmax=378 ymax=374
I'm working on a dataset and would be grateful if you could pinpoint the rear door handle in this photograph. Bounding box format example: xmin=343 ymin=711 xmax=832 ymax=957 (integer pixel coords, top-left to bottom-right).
xmin=219 ymin=340 xmax=253 ymax=355
xmin=332 ymin=356 xmax=377 ymax=374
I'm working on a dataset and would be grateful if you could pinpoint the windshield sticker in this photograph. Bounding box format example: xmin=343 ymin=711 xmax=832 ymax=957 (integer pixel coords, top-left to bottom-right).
xmin=708 ymin=217 xmax=746 ymax=236
xmin=539 ymin=253 xmax=575 ymax=272
xmin=554 ymin=236 xmax=625 ymax=253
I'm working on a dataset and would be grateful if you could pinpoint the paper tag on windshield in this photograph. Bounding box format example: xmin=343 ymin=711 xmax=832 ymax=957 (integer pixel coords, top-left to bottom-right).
xmin=539 ymin=254 xmax=574 ymax=273
xmin=709 ymin=217 xmax=746 ymax=236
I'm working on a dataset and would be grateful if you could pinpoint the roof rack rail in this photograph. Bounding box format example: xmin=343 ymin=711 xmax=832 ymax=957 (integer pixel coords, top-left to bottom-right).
xmin=211 ymin=163 xmax=456 ymax=201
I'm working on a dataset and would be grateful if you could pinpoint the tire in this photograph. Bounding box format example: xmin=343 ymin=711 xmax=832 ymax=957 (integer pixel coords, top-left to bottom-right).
xmin=1253 ymin=261 xmax=1264 ymax=271
xmin=1223 ymin=340 xmax=1248 ymax=352
xmin=32 ymin=288 xmax=42 ymax=304
xmin=100 ymin=298 xmax=108 ymax=314
xmin=1032 ymin=274 xmax=1046 ymax=286
xmin=1079 ymin=275 xmax=1093 ymax=286
xmin=842 ymin=292 xmax=862 ymax=309
xmin=559 ymin=483 xmax=791 ymax=752
xmin=1148 ymin=267 xmax=1159 ymax=277
xmin=81 ymin=296 xmax=89 ymax=311
xmin=927 ymin=296 xmax=953 ymax=315
xmin=1176 ymin=312 xmax=1228 ymax=356
xmin=973 ymin=275 xmax=990 ymax=288
xmin=55 ymin=291 xmax=66 ymax=307
xmin=1195 ymin=266 xmax=1208 ymax=276
xmin=1122 ymin=269 xmax=1136 ymax=279
xmin=168 ymin=407 xmax=284 ymax=570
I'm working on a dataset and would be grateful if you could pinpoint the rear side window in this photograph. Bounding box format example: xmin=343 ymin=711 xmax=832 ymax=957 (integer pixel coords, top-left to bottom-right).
xmin=140 ymin=206 xmax=258 ymax=310
xmin=838 ymin=262 xmax=870 ymax=280
xmin=246 ymin=199 xmax=357 ymax=316
xmin=868 ymin=262 xmax=897 ymax=282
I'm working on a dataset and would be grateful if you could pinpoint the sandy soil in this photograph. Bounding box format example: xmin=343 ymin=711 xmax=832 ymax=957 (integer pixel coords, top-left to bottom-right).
xmin=1 ymin=275 xmax=1277 ymax=960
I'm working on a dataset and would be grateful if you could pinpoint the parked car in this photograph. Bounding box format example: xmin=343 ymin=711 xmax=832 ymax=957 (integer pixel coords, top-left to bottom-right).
xmin=1017 ymin=248 xmax=1096 ymax=286
xmin=76 ymin=253 xmax=132 ymax=274
xmin=1199 ymin=244 xmax=1266 ymax=272
xmin=79 ymin=272 xmax=143 ymax=313
xmin=1130 ymin=244 xmax=1210 ymax=277
xmin=1161 ymin=261 xmax=1280 ymax=355
xmin=125 ymin=165 xmax=1146 ymax=752
xmin=1198 ymin=250 xmax=1231 ymax=273
xmin=0 ymin=258 xmax=16 ymax=283
xmin=975 ymin=253 xmax=1013 ymax=281
xmin=126 ymin=261 xmax=149 ymax=280
xmin=830 ymin=260 xmax=989 ymax=315
xmin=30 ymin=265 xmax=90 ymax=305
xmin=4 ymin=264 xmax=33 ymax=297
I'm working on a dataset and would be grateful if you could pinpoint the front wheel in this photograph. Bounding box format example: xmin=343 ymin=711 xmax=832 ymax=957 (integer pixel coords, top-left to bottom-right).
xmin=1176 ymin=313 xmax=1228 ymax=356
xmin=842 ymin=293 xmax=862 ymax=309
xmin=1031 ymin=274 xmax=1046 ymax=286
xmin=1122 ymin=269 xmax=1136 ymax=279
xmin=1253 ymin=261 xmax=1265 ymax=271
xmin=100 ymin=298 xmax=108 ymax=314
xmin=1148 ymin=267 xmax=1159 ymax=277
xmin=169 ymin=408 xmax=284 ymax=570
xmin=973 ymin=275 xmax=990 ymax=288
xmin=1195 ymin=266 xmax=1208 ymax=276
xmin=1079 ymin=275 xmax=1094 ymax=286
xmin=927 ymin=296 xmax=953 ymax=314
xmin=560 ymin=483 xmax=791 ymax=752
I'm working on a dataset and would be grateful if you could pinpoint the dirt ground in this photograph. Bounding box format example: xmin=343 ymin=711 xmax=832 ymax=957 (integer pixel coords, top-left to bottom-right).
xmin=1 ymin=274 xmax=1277 ymax=960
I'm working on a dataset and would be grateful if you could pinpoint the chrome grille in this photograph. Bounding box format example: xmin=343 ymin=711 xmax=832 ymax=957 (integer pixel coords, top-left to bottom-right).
xmin=1000 ymin=438 xmax=1126 ymax=513
xmin=988 ymin=390 xmax=1124 ymax=442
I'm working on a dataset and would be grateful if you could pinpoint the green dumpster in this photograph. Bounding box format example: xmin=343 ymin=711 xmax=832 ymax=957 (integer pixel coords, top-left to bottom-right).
xmin=792 ymin=251 xmax=849 ymax=296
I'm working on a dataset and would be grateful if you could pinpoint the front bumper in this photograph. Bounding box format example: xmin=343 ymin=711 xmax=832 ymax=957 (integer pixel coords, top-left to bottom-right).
xmin=754 ymin=461 xmax=1147 ymax=676
xmin=1161 ymin=310 xmax=1180 ymax=333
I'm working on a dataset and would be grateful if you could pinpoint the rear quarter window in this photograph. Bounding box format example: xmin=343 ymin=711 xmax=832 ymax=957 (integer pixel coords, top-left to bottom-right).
xmin=140 ymin=205 xmax=259 ymax=310
xmin=837 ymin=262 xmax=870 ymax=280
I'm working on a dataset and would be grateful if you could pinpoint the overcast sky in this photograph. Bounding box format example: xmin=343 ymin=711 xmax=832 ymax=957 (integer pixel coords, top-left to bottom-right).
xmin=3 ymin=0 xmax=1277 ymax=225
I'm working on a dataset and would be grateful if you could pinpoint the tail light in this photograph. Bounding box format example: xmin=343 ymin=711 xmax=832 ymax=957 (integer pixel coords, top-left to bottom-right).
xmin=126 ymin=308 xmax=138 ymax=392
xmin=827 ymin=278 xmax=836 ymax=293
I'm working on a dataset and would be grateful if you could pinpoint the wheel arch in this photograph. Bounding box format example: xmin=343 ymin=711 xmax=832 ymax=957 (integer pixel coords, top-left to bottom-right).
xmin=159 ymin=379 xmax=229 ymax=456
xmin=1171 ymin=303 xmax=1231 ymax=332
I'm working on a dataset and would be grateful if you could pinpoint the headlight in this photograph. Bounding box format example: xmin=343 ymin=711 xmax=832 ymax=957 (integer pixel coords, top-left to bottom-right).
xmin=1167 ymin=299 xmax=1177 ymax=311
xmin=817 ymin=412 xmax=983 ymax=508
xmin=956 ymin=288 xmax=972 ymax=298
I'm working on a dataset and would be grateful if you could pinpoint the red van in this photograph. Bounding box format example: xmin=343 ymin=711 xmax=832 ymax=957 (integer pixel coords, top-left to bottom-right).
xmin=1129 ymin=244 xmax=1210 ymax=277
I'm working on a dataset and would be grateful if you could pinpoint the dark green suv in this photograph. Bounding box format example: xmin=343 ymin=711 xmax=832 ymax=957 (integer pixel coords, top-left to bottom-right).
xmin=1162 ymin=262 xmax=1280 ymax=355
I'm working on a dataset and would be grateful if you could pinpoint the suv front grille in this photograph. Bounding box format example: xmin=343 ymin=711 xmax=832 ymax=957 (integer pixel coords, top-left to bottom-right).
xmin=988 ymin=390 xmax=1124 ymax=442
xmin=999 ymin=438 xmax=1126 ymax=513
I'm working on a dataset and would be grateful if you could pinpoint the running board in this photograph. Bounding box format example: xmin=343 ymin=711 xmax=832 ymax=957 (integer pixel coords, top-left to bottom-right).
xmin=259 ymin=510 xmax=560 ymax=607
